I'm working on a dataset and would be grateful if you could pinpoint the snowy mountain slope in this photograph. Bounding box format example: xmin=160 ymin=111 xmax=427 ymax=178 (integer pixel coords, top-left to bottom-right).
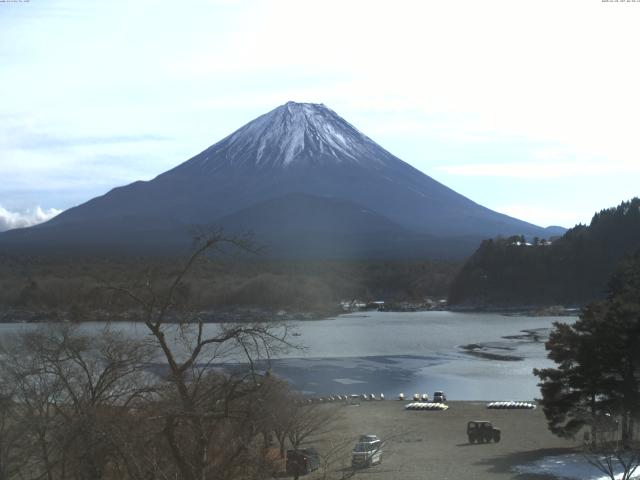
xmin=0 ymin=102 xmax=560 ymax=257
xmin=185 ymin=101 xmax=388 ymax=169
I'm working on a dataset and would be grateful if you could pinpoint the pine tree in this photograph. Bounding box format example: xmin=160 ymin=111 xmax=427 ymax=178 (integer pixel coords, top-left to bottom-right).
xmin=534 ymin=250 xmax=640 ymax=443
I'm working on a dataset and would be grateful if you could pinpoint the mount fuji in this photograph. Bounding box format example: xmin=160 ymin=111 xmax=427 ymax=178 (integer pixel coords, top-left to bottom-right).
xmin=0 ymin=102 xmax=563 ymax=258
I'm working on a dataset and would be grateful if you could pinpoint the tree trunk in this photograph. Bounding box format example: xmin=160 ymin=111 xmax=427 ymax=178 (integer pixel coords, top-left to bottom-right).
xmin=621 ymin=410 xmax=631 ymax=447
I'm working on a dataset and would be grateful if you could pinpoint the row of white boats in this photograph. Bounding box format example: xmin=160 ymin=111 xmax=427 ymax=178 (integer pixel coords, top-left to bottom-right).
xmin=302 ymin=392 xmax=442 ymax=403
xmin=299 ymin=394 xmax=536 ymax=409
xmin=405 ymin=402 xmax=449 ymax=411
xmin=486 ymin=401 xmax=536 ymax=409
xmin=301 ymin=393 xmax=387 ymax=403
xmin=398 ymin=393 xmax=442 ymax=402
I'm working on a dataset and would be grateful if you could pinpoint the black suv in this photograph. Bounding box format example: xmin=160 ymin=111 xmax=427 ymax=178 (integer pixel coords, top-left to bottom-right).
xmin=286 ymin=448 xmax=320 ymax=476
xmin=466 ymin=421 xmax=501 ymax=443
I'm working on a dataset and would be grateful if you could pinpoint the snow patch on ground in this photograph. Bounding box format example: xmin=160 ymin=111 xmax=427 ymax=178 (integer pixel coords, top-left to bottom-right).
xmin=513 ymin=453 xmax=639 ymax=480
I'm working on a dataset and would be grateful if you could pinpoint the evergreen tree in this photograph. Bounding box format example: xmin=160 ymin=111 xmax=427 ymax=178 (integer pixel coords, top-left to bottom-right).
xmin=450 ymin=197 xmax=640 ymax=307
xmin=534 ymin=250 xmax=640 ymax=443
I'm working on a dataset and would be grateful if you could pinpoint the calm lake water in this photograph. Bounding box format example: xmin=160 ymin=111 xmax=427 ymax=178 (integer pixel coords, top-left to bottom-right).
xmin=0 ymin=311 xmax=576 ymax=401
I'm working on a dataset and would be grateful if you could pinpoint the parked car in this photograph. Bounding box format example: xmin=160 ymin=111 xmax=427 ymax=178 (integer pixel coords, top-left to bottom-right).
xmin=286 ymin=448 xmax=320 ymax=475
xmin=433 ymin=391 xmax=447 ymax=403
xmin=466 ymin=421 xmax=501 ymax=443
xmin=351 ymin=434 xmax=382 ymax=468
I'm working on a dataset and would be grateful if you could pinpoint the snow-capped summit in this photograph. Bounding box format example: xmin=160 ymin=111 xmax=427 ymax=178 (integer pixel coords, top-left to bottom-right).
xmin=0 ymin=102 xmax=559 ymax=258
xmin=182 ymin=101 xmax=387 ymax=171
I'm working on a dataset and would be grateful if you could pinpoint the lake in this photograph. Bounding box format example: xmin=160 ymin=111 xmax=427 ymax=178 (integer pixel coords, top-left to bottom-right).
xmin=0 ymin=311 xmax=576 ymax=401
xmin=271 ymin=311 xmax=571 ymax=401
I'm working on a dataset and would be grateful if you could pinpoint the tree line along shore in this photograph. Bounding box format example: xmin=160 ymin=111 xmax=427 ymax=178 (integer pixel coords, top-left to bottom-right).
xmin=0 ymin=255 xmax=459 ymax=322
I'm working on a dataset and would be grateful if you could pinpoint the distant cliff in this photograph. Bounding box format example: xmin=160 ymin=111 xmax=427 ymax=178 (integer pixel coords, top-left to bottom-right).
xmin=448 ymin=198 xmax=640 ymax=308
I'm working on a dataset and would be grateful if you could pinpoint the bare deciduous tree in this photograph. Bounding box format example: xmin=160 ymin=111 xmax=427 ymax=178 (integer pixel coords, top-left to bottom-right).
xmin=584 ymin=413 xmax=640 ymax=480
xmin=107 ymin=234 xmax=294 ymax=480
xmin=286 ymin=402 xmax=339 ymax=451
xmin=0 ymin=323 xmax=155 ymax=480
xmin=0 ymin=390 xmax=26 ymax=480
xmin=0 ymin=234 xmax=307 ymax=480
xmin=317 ymin=436 xmax=356 ymax=480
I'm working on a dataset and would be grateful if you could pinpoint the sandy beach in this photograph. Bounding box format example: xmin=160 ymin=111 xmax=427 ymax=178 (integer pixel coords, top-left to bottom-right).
xmin=302 ymin=400 xmax=581 ymax=480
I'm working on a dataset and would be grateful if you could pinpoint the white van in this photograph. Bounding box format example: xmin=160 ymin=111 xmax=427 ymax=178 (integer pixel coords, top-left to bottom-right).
xmin=351 ymin=435 xmax=382 ymax=468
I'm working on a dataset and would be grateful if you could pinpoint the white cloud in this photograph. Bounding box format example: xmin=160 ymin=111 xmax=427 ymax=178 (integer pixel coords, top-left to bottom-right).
xmin=1 ymin=0 xmax=639 ymax=227
xmin=165 ymin=0 xmax=640 ymax=185
xmin=437 ymin=160 xmax=640 ymax=179
xmin=0 ymin=206 xmax=62 ymax=232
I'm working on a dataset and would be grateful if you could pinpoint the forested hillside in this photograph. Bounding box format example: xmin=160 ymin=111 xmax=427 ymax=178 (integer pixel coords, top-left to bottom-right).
xmin=0 ymin=255 xmax=459 ymax=321
xmin=448 ymin=198 xmax=640 ymax=308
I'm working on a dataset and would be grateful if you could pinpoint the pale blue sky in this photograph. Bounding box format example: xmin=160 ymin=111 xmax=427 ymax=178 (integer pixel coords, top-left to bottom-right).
xmin=1 ymin=0 xmax=639 ymax=231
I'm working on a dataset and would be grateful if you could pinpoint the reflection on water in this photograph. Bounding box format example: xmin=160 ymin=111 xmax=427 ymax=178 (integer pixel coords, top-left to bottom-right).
xmin=0 ymin=311 xmax=575 ymax=401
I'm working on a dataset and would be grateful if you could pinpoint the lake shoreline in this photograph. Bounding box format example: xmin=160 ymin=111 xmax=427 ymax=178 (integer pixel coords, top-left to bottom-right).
xmin=449 ymin=304 xmax=581 ymax=317
xmin=0 ymin=304 xmax=581 ymax=324
xmin=0 ymin=305 xmax=343 ymax=324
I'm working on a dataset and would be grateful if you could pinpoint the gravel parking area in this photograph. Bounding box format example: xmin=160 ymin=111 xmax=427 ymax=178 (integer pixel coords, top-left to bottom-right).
xmin=303 ymin=400 xmax=580 ymax=480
